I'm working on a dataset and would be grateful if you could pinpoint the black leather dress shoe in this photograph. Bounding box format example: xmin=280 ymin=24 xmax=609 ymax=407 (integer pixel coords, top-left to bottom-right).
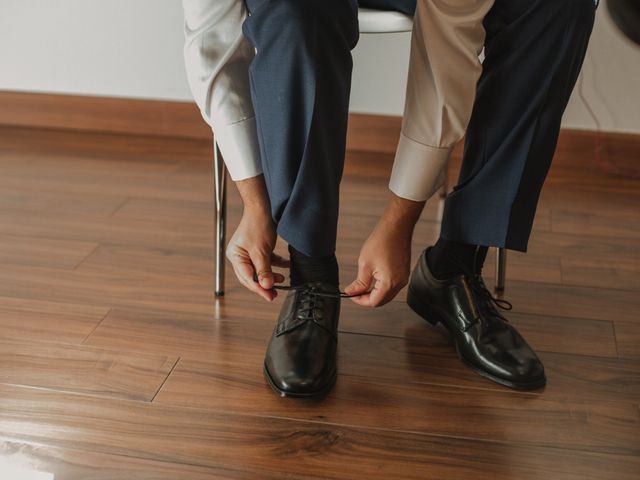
xmin=407 ymin=249 xmax=546 ymax=390
xmin=264 ymin=281 xmax=341 ymax=398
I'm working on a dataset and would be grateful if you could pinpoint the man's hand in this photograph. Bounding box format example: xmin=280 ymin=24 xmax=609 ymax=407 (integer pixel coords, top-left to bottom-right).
xmin=344 ymin=192 xmax=426 ymax=307
xmin=226 ymin=175 xmax=289 ymax=302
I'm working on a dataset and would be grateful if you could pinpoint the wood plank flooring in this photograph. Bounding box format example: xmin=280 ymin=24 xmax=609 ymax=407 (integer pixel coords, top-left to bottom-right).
xmin=0 ymin=125 xmax=638 ymax=479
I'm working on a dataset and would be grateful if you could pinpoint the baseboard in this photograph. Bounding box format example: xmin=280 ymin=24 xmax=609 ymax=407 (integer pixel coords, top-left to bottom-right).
xmin=0 ymin=91 xmax=212 ymax=140
xmin=0 ymin=91 xmax=401 ymax=152
xmin=0 ymin=91 xmax=638 ymax=176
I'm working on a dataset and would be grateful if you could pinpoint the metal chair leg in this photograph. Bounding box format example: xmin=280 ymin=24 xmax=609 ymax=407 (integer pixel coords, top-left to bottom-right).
xmin=495 ymin=247 xmax=507 ymax=293
xmin=213 ymin=140 xmax=227 ymax=297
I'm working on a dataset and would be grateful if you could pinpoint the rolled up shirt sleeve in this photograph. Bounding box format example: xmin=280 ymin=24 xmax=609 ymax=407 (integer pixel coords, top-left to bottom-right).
xmin=389 ymin=0 xmax=495 ymax=202
xmin=182 ymin=0 xmax=262 ymax=181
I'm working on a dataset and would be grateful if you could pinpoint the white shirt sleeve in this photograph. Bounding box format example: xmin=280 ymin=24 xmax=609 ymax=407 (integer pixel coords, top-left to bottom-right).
xmin=182 ymin=0 xmax=262 ymax=181
xmin=389 ymin=0 xmax=495 ymax=202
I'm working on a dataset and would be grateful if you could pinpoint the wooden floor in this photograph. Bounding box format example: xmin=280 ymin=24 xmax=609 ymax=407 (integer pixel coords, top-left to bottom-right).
xmin=0 ymin=125 xmax=639 ymax=479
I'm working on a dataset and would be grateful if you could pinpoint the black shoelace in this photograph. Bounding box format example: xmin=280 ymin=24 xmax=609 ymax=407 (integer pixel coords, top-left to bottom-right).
xmin=271 ymin=283 xmax=363 ymax=333
xmin=450 ymin=247 xmax=513 ymax=321
xmin=468 ymin=275 xmax=513 ymax=321
xmin=284 ymin=284 xmax=331 ymax=322
xmin=253 ymin=273 xmax=365 ymax=299
xmin=272 ymin=284 xmax=364 ymax=298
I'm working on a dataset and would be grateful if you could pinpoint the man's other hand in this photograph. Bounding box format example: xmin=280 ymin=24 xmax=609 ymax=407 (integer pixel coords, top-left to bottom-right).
xmin=344 ymin=219 xmax=412 ymax=307
xmin=344 ymin=192 xmax=425 ymax=307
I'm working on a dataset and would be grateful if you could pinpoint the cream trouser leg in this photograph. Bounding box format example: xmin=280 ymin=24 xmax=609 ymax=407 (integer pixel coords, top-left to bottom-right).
xmin=389 ymin=0 xmax=495 ymax=202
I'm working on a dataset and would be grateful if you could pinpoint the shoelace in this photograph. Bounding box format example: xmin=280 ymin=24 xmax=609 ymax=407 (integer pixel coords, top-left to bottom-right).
xmin=449 ymin=247 xmax=513 ymax=321
xmin=468 ymin=275 xmax=513 ymax=321
xmin=272 ymin=284 xmax=364 ymax=299
xmin=252 ymin=273 xmax=365 ymax=299
xmin=273 ymin=283 xmax=364 ymax=326
xmin=287 ymin=284 xmax=329 ymax=321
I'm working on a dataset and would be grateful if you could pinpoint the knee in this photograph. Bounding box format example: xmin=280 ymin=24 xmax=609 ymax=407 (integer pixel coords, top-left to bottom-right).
xmin=249 ymin=0 xmax=357 ymax=27
xmin=545 ymin=0 xmax=596 ymax=31
xmin=244 ymin=0 xmax=317 ymax=46
xmin=245 ymin=0 xmax=358 ymax=48
xmin=567 ymin=0 xmax=597 ymax=32
xmin=250 ymin=0 xmax=331 ymax=27
xmin=556 ymin=0 xmax=598 ymax=16
xmin=268 ymin=0 xmax=313 ymax=23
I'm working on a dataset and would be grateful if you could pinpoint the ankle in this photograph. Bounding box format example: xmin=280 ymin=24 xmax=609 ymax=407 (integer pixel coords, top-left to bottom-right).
xmin=427 ymin=238 xmax=488 ymax=279
xmin=289 ymin=245 xmax=339 ymax=287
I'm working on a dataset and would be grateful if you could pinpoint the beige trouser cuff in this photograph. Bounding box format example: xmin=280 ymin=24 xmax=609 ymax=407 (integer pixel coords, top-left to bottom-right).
xmin=388 ymin=133 xmax=451 ymax=202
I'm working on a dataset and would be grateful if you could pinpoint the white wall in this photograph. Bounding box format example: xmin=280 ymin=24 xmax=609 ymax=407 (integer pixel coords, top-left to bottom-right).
xmin=1 ymin=0 xmax=639 ymax=133
xmin=0 ymin=0 xmax=192 ymax=101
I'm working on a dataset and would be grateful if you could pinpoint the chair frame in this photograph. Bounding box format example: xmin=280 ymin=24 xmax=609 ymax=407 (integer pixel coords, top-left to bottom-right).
xmin=213 ymin=141 xmax=227 ymax=297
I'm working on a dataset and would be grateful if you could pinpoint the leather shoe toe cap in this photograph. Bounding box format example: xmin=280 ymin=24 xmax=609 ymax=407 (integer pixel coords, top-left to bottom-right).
xmin=264 ymin=358 xmax=335 ymax=396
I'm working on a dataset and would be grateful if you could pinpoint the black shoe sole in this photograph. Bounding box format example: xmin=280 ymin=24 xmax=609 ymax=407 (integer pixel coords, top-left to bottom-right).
xmin=263 ymin=363 xmax=336 ymax=399
xmin=407 ymin=286 xmax=547 ymax=391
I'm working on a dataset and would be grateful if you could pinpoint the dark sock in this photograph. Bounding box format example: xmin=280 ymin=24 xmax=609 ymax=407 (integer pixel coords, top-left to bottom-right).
xmin=289 ymin=245 xmax=339 ymax=287
xmin=427 ymin=238 xmax=488 ymax=279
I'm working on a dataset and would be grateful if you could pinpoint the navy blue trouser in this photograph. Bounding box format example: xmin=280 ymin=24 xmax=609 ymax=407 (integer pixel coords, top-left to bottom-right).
xmin=242 ymin=0 xmax=360 ymax=257
xmin=441 ymin=0 xmax=597 ymax=251
xmin=242 ymin=0 xmax=595 ymax=256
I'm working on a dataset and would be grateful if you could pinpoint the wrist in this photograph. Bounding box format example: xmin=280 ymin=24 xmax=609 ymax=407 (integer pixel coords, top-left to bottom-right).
xmin=236 ymin=175 xmax=271 ymax=218
xmin=243 ymin=201 xmax=271 ymax=219
xmin=378 ymin=191 xmax=425 ymax=233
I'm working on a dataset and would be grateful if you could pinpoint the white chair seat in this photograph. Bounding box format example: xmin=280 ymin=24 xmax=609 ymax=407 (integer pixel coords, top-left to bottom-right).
xmin=358 ymin=7 xmax=413 ymax=34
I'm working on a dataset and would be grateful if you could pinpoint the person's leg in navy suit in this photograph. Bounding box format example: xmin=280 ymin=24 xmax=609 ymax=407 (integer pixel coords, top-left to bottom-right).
xmin=242 ymin=1 xmax=413 ymax=263
xmin=242 ymin=0 xmax=359 ymax=260
xmin=345 ymin=0 xmax=595 ymax=390
xmin=412 ymin=0 xmax=596 ymax=389
xmin=439 ymin=0 xmax=597 ymax=252
xmin=241 ymin=0 xmax=361 ymax=397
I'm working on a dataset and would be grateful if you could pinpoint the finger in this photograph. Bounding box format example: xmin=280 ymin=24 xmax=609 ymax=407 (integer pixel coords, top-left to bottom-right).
xmin=251 ymin=267 xmax=285 ymax=284
xmin=234 ymin=262 xmax=272 ymax=301
xmin=350 ymin=287 xmax=388 ymax=307
xmin=250 ymin=249 xmax=275 ymax=290
xmin=344 ymin=266 xmax=374 ymax=295
xmin=229 ymin=255 xmax=254 ymax=288
xmin=230 ymin=255 xmax=275 ymax=302
xmin=271 ymin=253 xmax=290 ymax=268
xmin=367 ymin=279 xmax=394 ymax=307
xmin=350 ymin=277 xmax=393 ymax=308
xmin=349 ymin=291 xmax=373 ymax=306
